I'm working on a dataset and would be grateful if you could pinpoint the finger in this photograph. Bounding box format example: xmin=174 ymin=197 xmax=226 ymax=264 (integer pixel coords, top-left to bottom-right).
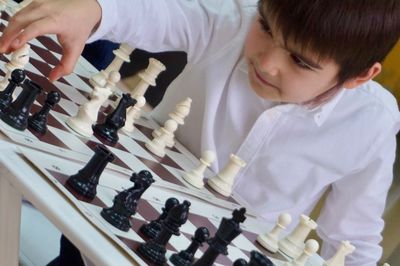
xmin=49 ymin=42 xmax=84 ymax=81
xmin=0 ymin=5 xmax=51 ymax=52
xmin=7 ymin=17 xmax=60 ymax=52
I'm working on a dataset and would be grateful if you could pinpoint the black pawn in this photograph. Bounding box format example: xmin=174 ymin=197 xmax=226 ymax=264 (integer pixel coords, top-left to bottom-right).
xmin=100 ymin=170 xmax=155 ymax=231
xmin=92 ymin=93 xmax=136 ymax=144
xmin=28 ymin=91 xmax=61 ymax=134
xmin=66 ymin=144 xmax=114 ymax=200
xmin=137 ymin=200 xmax=191 ymax=265
xmin=192 ymin=208 xmax=247 ymax=266
xmin=233 ymin=251 xmax=274 ymax=266
xmin=0 ymin=69 xmax=26 ymax=112
xmin=0 ymin=79 xmax=42 ymax=130
xmin=169 ymin=227 xmax=210 ymax=266
xmin=140 ymin=197 xmax=180 ymax=239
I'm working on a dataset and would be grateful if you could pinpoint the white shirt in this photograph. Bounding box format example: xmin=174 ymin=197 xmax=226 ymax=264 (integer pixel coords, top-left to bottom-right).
xmin=91 ymin=1 xmax=400 ymax=265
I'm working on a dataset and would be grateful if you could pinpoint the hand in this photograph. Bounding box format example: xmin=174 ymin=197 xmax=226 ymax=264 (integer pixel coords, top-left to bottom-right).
xmin=0 ymin=0 xmax=102 ymax=81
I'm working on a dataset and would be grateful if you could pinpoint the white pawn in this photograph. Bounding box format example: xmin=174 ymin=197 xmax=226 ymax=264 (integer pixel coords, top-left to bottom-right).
xmin=122 ymin=96 xmax=146 ymax=133
xmin=207 ymin=154 xmax=246 ymax=197
xmin=90 ymin=43 xmax=134 ymax=89
xmin=323 ymin=241 xmax=355 ymax=266
xmin=382 ymin=263 xmax=390 ymax=266
xmin=257 ymin=213 xmax=292 ymax=253
xmin=286 ymin=239 xmax=319 ymax=266
xmin=182 ymin=150 xmax=216 ymax=189
xmin=279 ymin=214 xmax=318 ymax=259
xmin=152 ymin=97 xmax=192 ymax=147
xmin=66 ymin=72 xmax=119 ymax=137
xmin=0 ymin=43 xmax=30 ymax=91
xmin=145 ymin=119 xmax=177 ymax=157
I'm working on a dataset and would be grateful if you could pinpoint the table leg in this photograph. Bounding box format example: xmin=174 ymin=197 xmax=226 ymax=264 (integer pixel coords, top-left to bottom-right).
xmin=0 ymin=173 xmax=22 ymax=266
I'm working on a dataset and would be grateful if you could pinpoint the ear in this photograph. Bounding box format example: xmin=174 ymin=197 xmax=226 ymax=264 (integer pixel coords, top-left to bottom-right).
xmin=342 ymin=62 xmax=382 ymax=89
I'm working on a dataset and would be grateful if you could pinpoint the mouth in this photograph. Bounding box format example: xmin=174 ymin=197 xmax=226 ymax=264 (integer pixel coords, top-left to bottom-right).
xmin=252 ymin=64 xmax=279 ymax=89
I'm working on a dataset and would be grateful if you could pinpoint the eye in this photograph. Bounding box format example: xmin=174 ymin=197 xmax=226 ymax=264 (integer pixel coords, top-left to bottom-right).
xmin=258 ymin=17 xmax=272 ymax=36
xmin=290 ymin=54 xmax=312 ymax=70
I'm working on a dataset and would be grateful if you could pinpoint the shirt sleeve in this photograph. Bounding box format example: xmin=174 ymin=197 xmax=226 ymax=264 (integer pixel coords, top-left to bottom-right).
xmin=88 ymin=0 xmax=250 ymax=63
xmin=316 ymin=120 xmax=399 ymax=265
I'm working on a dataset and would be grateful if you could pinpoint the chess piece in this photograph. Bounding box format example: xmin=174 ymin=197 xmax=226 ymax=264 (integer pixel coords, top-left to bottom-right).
xmin=140 ymin=197 xmax=180 ymax=239
xmin=0 ymin=0 xmax=7 ymax=12
xmin=323 ymin=240 xmax=355 ymax=266
xmin=278 ymin=214 xmax=318 ymax=259
xmin=0 ymin=69 xmax=26 ymax=112
xmin=66 ymin=72 xmax=117 ymax=137
xmin=138 ymin=200 xmax=191 ymax=265
xmin=93 ymin=93 xmax=136 ymax=144
xmin=182 ymin=150 xmax=216 ymax=189
xmin=66 ymin=145 xmax=115 ymax=200
xmin=145 ymin=119 xmax=178 ymax=157
xmin=0 ymin=79 xmax=42 ymax=131
xmin=0 ymin=43 xmax=30 ymax=91
xmin=152 ymin=97 xmax=192 ymax=147
xmin=169 ymin=227 xmax=210 ymax=266
xmin=130 ymin=58 xmax=166 ymax=97
xmin=207 ymin=153 xmax=246 ymax=197
xmin=193 ymin=208 xmax=247 ymax=266
xmin=257 ymin=213 xmax=292 ymax=253
xmin=233 ymin=250 xmax=274 ymax=266
xmin=169 ymin=97 xmax=192 ymax=126
xmin=90 ymin=43 xmax=134 ymax=88
xmin=151 ymin=118 xmax=178 ymax=148
xmin=286 ymin=239 xmax=319 ymax=266
xmin=122 ymin=95 xmax=146 ymax=133
xmin=28 ymin=91 xmax=61 ymax=134
xmin=101 ymin=170 xmax=155 ymax=231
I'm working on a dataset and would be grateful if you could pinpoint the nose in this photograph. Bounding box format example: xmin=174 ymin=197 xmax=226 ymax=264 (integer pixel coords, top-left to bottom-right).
xmin=257 ymin=49 xmax=280 ymax=76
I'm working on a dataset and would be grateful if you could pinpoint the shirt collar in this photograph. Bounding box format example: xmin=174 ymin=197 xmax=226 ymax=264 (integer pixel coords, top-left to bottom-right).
xmin=307 ymin=88 xmax=345 ymax=126
xmin=273 ymin=88 xmax=345 ymax=127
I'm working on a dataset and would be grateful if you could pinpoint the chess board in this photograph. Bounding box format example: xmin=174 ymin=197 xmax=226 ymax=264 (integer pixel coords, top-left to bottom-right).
xmin=0 ymin=4 xmax=325 ymax=266
xmin=21 ymin=147 xmax=292 ymax=266
xmin=0 ymin=6 xmax=249 ymax=213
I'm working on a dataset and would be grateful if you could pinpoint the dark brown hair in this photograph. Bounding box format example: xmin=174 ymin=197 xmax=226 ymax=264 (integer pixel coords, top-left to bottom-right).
xmin=259 ymin=0 xmax=400 ymax=84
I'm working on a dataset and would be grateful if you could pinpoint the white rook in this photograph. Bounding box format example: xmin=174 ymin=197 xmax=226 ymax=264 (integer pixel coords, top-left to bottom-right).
xmin=131 ymin=58 xmax=166 ymax=98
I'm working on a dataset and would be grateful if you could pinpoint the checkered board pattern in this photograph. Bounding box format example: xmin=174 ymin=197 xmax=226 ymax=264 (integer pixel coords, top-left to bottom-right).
xmin=22 ymin=147 xmax=294 ymax=266
xmin=0 ymin=7 xmax=251 ymax=213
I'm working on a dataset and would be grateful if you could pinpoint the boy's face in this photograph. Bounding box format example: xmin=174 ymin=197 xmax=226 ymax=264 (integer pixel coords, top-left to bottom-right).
xmin=244 ymin=12 xmax=341 ymax=104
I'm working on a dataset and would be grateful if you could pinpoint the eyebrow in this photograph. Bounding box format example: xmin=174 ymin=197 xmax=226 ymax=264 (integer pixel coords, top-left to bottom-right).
xmin=257 ymin=2 xmax=323 ymax=70
xmin=289 ymin=50 xmax=323 ymax=70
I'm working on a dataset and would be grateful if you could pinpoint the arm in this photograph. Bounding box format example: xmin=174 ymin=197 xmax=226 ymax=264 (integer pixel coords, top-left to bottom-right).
xmin=317 ymin=122 xmax=399 ymax=265
xmin=0 ymin=0 xmax=102 ymax=81
xmin=0 ymin=0 xmax=246 ymax=81
xmin=90 ymin=0 xmax=245 ymax=63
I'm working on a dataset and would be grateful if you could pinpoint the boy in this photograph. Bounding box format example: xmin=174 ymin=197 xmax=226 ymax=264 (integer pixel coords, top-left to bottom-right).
xmin=1 ymin=0 xmax=399 ymax=265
